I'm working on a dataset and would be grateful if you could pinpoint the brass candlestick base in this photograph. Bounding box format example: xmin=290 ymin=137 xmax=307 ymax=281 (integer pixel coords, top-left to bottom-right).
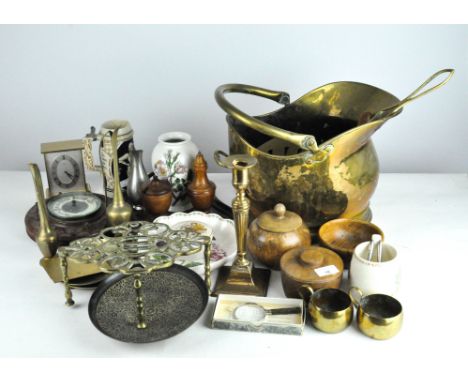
xmin=212 ymin=265 xmax=270 ymax=297
xmin=212 ymin=151 xmax=271 ymax=297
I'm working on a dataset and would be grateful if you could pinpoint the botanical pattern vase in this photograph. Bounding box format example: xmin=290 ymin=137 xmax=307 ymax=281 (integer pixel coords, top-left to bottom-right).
xmin=151 ymin=132 xmax=198 ymax=212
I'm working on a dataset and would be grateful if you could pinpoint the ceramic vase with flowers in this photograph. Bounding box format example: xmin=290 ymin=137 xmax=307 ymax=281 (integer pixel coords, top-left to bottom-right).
xmin=151 ymin=132 xmax=198 ymax=212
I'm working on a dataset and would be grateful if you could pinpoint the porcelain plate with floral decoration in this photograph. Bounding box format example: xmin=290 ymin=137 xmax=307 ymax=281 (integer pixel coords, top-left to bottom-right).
xmin=154 ymin=212 xmax=236 ymax=275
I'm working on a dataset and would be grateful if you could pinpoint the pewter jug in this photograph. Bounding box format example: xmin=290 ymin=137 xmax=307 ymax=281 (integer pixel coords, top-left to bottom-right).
xmin=215 ymin=69 xmax=454 ymax=229
xmin=127 ymin=145 xmax=148 ymax=206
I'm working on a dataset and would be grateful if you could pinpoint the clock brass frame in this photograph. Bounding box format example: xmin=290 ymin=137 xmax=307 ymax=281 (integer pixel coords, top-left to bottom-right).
xmin=41 ymin=139 xmax=90 ymax=197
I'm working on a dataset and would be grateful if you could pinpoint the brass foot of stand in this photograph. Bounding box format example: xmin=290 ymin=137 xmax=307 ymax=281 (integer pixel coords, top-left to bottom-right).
xmin=212 ymin=265 xmax=270 ymax=297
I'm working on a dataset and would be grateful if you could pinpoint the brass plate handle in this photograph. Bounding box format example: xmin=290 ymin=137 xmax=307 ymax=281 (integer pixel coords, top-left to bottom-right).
xmin=215 ymin=83 xmax=327 ymax=156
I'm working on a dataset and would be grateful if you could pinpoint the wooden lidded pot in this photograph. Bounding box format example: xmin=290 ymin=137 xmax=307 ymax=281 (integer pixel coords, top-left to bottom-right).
xmin=280 ymin=246 xmax=344 ymax=298
xmin=246 ymin=203 xmax=311 ymax=270
xmin=142 ymin=177 xmax=172 ymax=216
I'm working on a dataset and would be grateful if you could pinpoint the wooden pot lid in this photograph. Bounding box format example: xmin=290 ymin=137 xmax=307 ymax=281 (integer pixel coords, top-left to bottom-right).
xmin=257 ymin=203 xmax=303 ymax=233
xmin=280 ymin=246 xmax=344 ymax=284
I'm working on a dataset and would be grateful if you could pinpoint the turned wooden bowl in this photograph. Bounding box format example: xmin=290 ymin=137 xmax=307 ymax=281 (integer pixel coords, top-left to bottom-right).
xmin=318 ymin=219 xmax=384 ymax=268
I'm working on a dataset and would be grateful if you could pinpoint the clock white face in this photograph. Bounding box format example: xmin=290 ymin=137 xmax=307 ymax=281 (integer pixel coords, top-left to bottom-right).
xmin=44 ymin=149 xmax=86 ymax=195
xmin=51 ymin=154 xmax=80 ymax=188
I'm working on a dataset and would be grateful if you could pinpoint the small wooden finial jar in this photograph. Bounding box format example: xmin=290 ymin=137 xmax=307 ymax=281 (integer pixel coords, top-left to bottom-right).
xmin=187 ymin=152 xmax=216 ymax=211
xmin=246 ymin=203 xmax=311 ymax=270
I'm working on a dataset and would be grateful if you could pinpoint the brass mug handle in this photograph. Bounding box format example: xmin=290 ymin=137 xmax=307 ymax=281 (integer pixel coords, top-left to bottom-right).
xmin=215 ymin=84 xmax=331 ymax=160
xmin=298 ymin=284 xmax=315 ymax=302
xmin=371 ymin=69 xmax=455 ymax=121
xmin=349 ymin=286 xmax=364 ymax=307
xmin=213 ymin=150 xmax=229 ymax=168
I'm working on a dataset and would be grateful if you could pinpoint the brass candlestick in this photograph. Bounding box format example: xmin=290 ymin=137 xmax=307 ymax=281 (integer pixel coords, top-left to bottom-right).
xmin=212 ymin=151 xmax=270 ymax=296
xmin=106 ymin=128 xmax=132 ymax=226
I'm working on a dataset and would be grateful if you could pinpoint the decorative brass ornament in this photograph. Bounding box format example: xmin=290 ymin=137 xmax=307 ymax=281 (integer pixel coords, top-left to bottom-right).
xmin=212 ymin=151 xmax=270 ymax=297
xmin=106 ymin=128 xmax=132 ymax=226
xmin=58 ymin=220 xmax=212 ymax=330
xmin=29 ymin=163 xmax=58 ymax=258
xmin=215 ymin=69 xmax=454 ymax=229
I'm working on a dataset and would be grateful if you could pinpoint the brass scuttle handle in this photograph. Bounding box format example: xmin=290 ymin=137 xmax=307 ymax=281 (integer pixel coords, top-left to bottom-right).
xmin=215 ymin=83 xmax=331 ymax=160
xmin=370 ymin=69 xmax=455 ymax=122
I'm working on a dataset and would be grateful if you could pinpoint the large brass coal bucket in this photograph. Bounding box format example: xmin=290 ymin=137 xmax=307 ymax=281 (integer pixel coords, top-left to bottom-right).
xmin=215 ymin=69 xmax=453 ymax=229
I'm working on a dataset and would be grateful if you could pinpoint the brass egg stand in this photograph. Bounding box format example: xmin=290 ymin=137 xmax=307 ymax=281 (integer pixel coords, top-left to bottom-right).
xmin=212 ymin=151 xmax=270 ymax=297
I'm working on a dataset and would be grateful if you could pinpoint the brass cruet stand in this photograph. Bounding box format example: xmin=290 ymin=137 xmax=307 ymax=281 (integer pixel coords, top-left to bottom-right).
xmin=212 ymin=151 xmax=270 ymax=296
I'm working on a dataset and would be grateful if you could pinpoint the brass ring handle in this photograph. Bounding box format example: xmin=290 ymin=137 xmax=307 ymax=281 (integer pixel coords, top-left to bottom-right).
xmin=215 ymin=83 xmax=324 ymax=155
xmin=371 ymin=69 xmax=455 ymax=121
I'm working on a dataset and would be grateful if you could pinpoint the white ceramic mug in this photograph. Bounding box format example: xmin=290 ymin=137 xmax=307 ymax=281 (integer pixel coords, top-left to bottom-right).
xmin=349 ymin=240 xmax=401 ymax=297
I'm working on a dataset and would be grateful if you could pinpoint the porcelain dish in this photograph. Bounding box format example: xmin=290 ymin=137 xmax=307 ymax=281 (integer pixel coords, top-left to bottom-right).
xmin=154 ymin=211 xmax=236 ymax=275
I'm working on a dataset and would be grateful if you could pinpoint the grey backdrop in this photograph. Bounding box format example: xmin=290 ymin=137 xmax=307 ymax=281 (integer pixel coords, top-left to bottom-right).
xmin=0 ymin=25 xmax=466 ymax=172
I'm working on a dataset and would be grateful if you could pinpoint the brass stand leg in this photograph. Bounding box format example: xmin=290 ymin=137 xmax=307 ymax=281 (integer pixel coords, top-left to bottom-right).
xmin=58 ymin=251 xmax=74 ymax=306
xmin=203 ymin=239 xmax=212 ymax=294
xmin=133 ymin=274 xmax=147 ymax=329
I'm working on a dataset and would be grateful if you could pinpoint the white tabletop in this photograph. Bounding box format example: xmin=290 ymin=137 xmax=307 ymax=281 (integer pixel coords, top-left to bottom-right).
xmin=1 ymin=171 xmax=467 ymax=369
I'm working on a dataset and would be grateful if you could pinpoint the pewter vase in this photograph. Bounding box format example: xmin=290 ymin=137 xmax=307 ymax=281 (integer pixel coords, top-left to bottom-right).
xmin=127 ymin=148 xmax=148 ymax=206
